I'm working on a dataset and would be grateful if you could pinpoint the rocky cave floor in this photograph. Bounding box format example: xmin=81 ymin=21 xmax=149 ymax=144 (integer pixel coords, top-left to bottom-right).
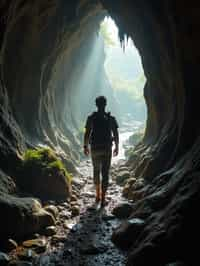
xmin=3 ymin=160 xmax=129 ymax=266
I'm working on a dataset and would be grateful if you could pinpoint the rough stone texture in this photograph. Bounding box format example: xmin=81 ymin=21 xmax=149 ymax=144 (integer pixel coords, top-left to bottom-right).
xmin=0 ymin=195 xmax=55 ymax=240
xmin=0 ymin=0 xmax=200 ymax=265
xmin=112 ymin=218 xmax=145 ymax=250
xmin=112 ymin=202 xmax=133 ymax=219
xmin=0 ymin=251 xmax=9 ymax=265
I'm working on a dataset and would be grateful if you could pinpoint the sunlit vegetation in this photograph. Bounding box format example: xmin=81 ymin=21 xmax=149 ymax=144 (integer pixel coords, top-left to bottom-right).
xmin=124 ymin=130 xmax=144 ymax=158
xmin=100 ymin=18 xmax=118 ymax=47
xmin=23 ymin=147 xmax=72 ymax=183
xmin=99 ymin=17 xmax=146 ymax=122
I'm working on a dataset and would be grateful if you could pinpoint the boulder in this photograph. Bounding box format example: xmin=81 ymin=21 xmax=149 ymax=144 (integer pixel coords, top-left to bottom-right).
xmin=116 ymin=170 xmax=130 ymax=185
xmin=112 ymin=218 xmax=145 ymax=250
xmin=18 ymin=169 xmax=71 ymax=201
xmin=42 ymin=226 xmax=57 ymax=236
xmin=112 ymin=202 xmax=133 ymax=219
xmin=8 ymin=261 xmax=33 ymax=266
xmin=0 ymin=170 xmax=16 ymax=194
xmin=0 ymin=252 xmax=9 ymax=265
xmin=0 ymin=194 xmax=55 ymax=239
xmin=22 ymin=238 xmax=47 ymax=253
xmin=44 ymin=205 xmax=59 ymax=219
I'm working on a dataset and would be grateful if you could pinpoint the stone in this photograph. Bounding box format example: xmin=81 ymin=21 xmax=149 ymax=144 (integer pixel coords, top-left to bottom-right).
xmin=0 ymin=252 xmax=9 ymax=265
xmin=3 ymin=239 xmax=18 ymax=252
xmin=71 ymin=205 xmax=80 ymax=216
xmin=112 ymin=218 xmax=145 ymax=250
xmin=70 ymin=195 xmax=78 ymax=202
xmin=44 ymin=205 xmax=59 ymax=219
xmin=16 ymin=248 xmax=36 ymax=261
xmin=22 ymin=238 xmax=47 ymax=253
xmin=8 ymin=261 xmax=33 ymax=266
xmin=51 ymin=235 xmax=66 ymax=243
xmin=81 ymin=191 xmax=94 ymax=198
xmin=116 ymin=170 xmax=130 ymax=185
xmin=112 ymin=202 xmax=133 ymax=219
xmin=0 ymin=195 xmax=55 ymax=239
xmin=42 ymin=226 xmax=57 ymax=236
xmin=79 ymin=243 xmax=107 ymax=255
xmin=59 ymin=210 xmax=71 ymax=219
xmin=60 ymin=202 xmax=70 ymax=209
xmin=102 ymin=214 xmax=116 ymax=221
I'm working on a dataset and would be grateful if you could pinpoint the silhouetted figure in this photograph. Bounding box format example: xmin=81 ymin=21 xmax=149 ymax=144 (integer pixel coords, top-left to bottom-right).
xmin=84 ymin=96 xmax=119 ymax=207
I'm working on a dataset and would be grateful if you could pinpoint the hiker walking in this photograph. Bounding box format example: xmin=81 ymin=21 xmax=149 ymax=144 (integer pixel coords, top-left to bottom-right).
xmin=83 ymin=96 xmax=119 ymax=207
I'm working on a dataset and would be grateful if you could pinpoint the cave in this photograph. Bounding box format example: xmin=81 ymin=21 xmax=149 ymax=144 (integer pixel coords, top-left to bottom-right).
xmin=0 ymin=1 xmax=200 ymax=265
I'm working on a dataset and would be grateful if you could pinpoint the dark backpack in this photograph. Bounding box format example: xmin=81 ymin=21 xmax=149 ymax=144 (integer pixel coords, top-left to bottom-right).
xmin=90 ymin=112 xmax=112 ymax=147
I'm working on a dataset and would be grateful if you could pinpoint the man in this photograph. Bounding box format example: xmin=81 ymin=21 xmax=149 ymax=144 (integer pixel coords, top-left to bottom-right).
xmin=83 ymin=96 xmax=119 ymax=207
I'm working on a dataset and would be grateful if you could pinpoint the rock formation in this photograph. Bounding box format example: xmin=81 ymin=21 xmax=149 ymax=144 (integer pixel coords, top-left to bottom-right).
xmin=0 ymin=0 xmax=200 ymax=265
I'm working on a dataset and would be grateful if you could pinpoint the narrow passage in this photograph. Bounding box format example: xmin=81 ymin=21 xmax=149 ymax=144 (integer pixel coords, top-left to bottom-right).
xmin=32 ymin=120 xmax=141 ymax=266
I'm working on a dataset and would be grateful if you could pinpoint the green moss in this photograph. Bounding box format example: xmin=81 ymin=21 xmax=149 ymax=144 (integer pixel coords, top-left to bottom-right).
xmin=77 ymin=127 xmax=85 ymax=142
xmin=22 ymin=147 xmax=72 ymax=183
xmin=124 ymin=130 xmax=144 ymax=159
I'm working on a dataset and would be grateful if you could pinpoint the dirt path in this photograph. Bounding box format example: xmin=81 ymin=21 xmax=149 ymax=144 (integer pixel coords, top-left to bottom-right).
xmin=34 ymin=160 xmax=127 ymax=266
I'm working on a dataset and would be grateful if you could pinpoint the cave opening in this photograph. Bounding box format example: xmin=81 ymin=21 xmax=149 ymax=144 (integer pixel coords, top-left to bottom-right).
xmin=1 ymin=1 xmax=198 ymax=265
xmin=66 ymin=15 xmax=147 ymax=162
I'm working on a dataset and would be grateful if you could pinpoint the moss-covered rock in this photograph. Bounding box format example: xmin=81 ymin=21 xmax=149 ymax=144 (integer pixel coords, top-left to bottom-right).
xmin=18 ymin=147 xmax=72 ymax=200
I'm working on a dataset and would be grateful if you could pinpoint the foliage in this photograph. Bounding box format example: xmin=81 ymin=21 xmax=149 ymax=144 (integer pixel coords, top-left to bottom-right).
xmin=107 ymin=72 xmax=146 ymax=100
xmin=125 ymin=130 xmax=144 ymax=158
xmin=128 ymin=131 xmax=144 ymax=146
xmin=100 ymin=19 xmax=117 ymax=47
xmin=22 ymin=147 xmax=72 ymax=183
xmin=77 ymin=126 xmax=85 ymax=142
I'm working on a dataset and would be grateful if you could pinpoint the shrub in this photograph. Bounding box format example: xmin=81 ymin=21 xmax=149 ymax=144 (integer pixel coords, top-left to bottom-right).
xmin=124 ymin=130 xmax=144 ymax=159
xmin=128 ymin=131 xmax=144 ymax=146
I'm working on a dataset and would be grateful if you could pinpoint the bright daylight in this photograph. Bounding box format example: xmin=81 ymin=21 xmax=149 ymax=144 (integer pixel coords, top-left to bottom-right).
xmin=99 ymin=16 xmax=146 ymax=161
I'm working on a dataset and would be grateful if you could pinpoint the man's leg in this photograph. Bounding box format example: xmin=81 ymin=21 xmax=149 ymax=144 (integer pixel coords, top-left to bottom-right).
xmin=91 ymin=150 xmax=101 ymax=202
xmin=101 ymin=149 xmax=112 ymax=206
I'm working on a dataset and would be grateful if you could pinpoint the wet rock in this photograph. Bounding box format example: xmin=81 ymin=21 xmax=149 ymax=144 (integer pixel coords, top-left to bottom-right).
xmin=8 ymin=261 xmax=32 ymax=266
xmin=70 ymin=195 xmax=78 ymax=202
xmin=112 ymin=202 xmax=133 ymax=219
xmin=42 ymin=226 xmax=57 ymax=236
xmin=0 ymin=196 xmax=55 ymax=239
xmin=124 ymin=177 xmax=137 ymax=187
xmin=0 ymin=252 xmax=9 ymax=265
xmin=17 ymin=248 xmax=36 ymax=261
xmin=22 ymin=238 xmax=47 ymax=253
xmin=123 ymin=178 xmax=145 ymax=200
xmin=80 ymin=243 xmax=107 ymax=255
xmin=60 ymin=202 xmax=70 ymax=208
xmin=102 ymin=214 xmax=116 ymax=221
xmin=59 ymin=210 xmax=71 ymax=219
xmin=71 ymin=205 xmax=80 ymax=216
xmin=72 ymin=177 xmax=85 ymax=189
xmin=81 ymin=191 xmax=94 ymax=198
xmin=44 ymin=205 xmax=59 ymax=219
xmin=3 ymin=239 xmax=18 ymax=252
xmin=112 ymin=218 xmax=145 ymax=250
xmin=116 ymin=170 xmax=130 ymax=185
xmin=51 ymin=235 xmax=66 ymax=243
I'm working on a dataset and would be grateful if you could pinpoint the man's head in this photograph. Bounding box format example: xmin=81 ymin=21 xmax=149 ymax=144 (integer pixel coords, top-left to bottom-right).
xmin=95 ymin=96 xmax=107 ymax=109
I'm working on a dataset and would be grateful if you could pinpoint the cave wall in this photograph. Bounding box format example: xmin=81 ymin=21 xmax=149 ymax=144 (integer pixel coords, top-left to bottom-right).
xmin=1 ymin=0 xmax=200 ymax=264
xmin=100 ymin=1 xmax=200 ymax=265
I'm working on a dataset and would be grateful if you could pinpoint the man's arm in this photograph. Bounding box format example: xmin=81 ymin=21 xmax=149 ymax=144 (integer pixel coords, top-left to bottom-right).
xmin=113 ymin=126 xmax=119 ymax=156
xmin=83 ymin=116 xmax=92 ymax=155
xmin=112 ymin=117 xmax=119 ymax=156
